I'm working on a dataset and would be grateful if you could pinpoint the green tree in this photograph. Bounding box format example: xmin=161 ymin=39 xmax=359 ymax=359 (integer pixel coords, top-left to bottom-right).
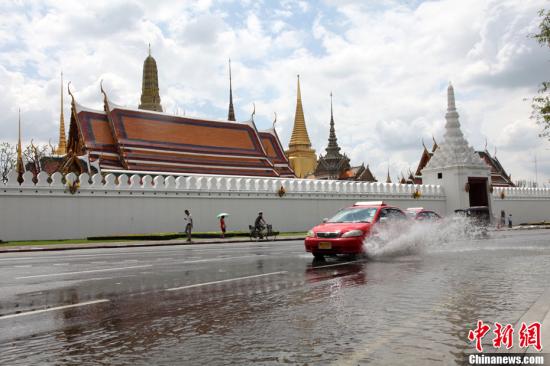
xmin=531 ymin=9 xmax=550 ymax=139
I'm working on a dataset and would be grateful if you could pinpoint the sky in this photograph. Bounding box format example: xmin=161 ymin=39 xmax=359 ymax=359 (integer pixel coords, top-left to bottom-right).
xmin=0 ymin=0 xmax=549 ymax=184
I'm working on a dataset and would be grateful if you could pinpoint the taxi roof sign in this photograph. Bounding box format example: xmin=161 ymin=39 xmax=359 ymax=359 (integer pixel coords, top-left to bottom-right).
xmin=354 ymin=201 xmax=386 ymax=206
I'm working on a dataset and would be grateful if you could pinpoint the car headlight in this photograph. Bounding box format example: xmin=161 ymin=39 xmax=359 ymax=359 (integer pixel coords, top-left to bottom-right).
xmin=341 ymin=229 xmax=364 ymax=238
xmin=306 ymin=230 xmax=314 ymax=238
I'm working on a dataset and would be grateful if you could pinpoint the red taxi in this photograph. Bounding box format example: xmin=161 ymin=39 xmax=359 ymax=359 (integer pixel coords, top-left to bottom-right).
xmin=405 ymin=207 xmax=442 ymax=221
xmin=304 ymin=201 xmax=408 ymax=259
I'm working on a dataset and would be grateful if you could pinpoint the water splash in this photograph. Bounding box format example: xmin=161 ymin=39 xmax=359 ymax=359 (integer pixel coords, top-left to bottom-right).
xmin=363 ymin=217 xmax=488 ymax=260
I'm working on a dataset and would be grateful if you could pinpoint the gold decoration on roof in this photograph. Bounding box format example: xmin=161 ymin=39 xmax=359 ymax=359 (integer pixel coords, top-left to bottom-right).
xmin=139 ymin=45 xmax=163 ymax=112
xmin=55 ymin=71 xmax=67 ymax=155
xmin=16 ymin=108 xmax=24 ymax=179
xmin=285 ymin=75 xmax=316 ymax=178
xmin=288 ymin=75 xmax=313 ymax=147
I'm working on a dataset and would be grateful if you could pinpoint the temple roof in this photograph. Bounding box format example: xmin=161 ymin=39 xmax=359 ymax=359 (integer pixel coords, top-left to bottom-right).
xmin=414 ymin=142 xmax=433 ymax=177
xmin=66 ymin=90 xmax=294 ymax=178
xmin=259 ymin=128 xmax=295 ymax=177
xmin=348 ymin=164 xmax=377 ymax=182
xmin=478 ymin=151 xmax=514 ymax=187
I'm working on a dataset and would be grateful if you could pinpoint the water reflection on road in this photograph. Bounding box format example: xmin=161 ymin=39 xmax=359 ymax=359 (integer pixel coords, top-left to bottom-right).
xmin=1 ymin=231 xmax=550 ymax=365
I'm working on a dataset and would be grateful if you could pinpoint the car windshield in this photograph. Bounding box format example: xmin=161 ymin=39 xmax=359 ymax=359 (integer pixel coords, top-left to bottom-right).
xmin=328 ymin=207 xmax=378 ymax=223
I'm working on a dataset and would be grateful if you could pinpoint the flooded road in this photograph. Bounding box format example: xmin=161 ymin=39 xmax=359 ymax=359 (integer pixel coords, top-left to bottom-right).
xmin=1 ymin=229 xmax=550 ymax=365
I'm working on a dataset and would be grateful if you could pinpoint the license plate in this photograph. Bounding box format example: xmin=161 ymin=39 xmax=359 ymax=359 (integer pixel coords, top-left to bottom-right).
xmin=318 ymin=242 xmax=332 ymax=249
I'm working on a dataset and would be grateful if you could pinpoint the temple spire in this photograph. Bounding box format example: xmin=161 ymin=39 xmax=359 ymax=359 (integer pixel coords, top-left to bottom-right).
xmin=312 ymin=91 xmax=351 ymax=180
xmin=424 ymin=83 xmax=486 ymax=170
xmin=227 ymin=58 xmax=236 ymax=121
xmin=447 ymin=82 xmax=456 ymax=111
xmin=55 ymin=71 xmax=67 ymax=155
xmin=16 ymin=109 xmax=24 ymax=177
xmin=288 ymin=75 xmax=312 ymax=147
xmin=386 ymin=168 xmax=392 ymax=184
xmin=325 ymin=92 xmax=341 ymax=156
xmin=139 ymin=46 xmax=163 ymax=112
xmin=285 ymin=74 xmax=316 ymax=178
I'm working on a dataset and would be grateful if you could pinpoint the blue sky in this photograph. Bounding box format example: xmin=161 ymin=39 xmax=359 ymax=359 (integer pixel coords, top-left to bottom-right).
xmin=0 ymin=0 xmax=549 ymax=184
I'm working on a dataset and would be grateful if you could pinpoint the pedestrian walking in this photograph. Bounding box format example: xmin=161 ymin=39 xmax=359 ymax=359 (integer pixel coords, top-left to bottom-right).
xmin=220 ymin=215 xmax=226 ymax=238
xmin=184 ymin=209 xmax=193 ymax=242
xmin=508 ymin=213 xmax=513 ymax=229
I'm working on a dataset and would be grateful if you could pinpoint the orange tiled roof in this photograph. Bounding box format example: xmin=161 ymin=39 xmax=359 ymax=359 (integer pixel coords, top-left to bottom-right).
xmin=259 ymin=129 xmax=296 ymax=177
xmin=68 ymin=100 xmax=295 ymax=178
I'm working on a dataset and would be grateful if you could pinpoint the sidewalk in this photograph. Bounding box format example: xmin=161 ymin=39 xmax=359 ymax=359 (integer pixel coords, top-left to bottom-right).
xmin=0 ymin=235 xmax=306 ymax=254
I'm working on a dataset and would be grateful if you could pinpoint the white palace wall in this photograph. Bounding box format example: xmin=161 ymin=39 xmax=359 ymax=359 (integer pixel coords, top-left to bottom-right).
xmin=491 ymin=187 xmax=550 ymax=224
xmin=1 ymin=172 xmax=549 ymax=242
xmin=0 ymin=171 xmax=446 ymax=241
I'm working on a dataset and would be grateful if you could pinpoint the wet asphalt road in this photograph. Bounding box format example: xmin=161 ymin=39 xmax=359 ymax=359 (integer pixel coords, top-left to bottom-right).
xmin=1 ymin=230 xmax=550 ymax=365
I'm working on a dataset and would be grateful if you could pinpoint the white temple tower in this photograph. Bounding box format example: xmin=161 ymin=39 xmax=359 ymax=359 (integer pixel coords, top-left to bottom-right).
xmin=422 ymin=83 xmax=492 ymax=216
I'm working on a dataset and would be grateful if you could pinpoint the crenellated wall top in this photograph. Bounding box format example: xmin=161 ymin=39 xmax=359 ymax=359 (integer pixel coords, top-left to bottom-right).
xmin=0 ymin=171 xmax=447 ymax=199
xmin=492 ymin=186 xmax=550 ymax=199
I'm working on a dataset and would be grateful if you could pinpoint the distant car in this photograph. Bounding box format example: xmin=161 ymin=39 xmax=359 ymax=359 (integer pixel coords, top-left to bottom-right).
xmin=406 ymin=207 xmax=442 ymax=221
xmin=304 ymin=201 xmax=409 ymax=260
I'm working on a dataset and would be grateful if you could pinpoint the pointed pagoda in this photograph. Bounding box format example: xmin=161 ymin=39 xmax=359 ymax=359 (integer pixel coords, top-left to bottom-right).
xmin=16 ymin=109 xmax=24 ymax=181
xmin=313 ymin=93 xmax=351 ymax=179
xmin=385 ymin=169 xmax=392 ymax=183
xmin=424 ymin=83 xmax=485 ymax=170
xmin=422 ymin=83 xmax=491 ymax=213
xmin=227 ymin=59 xmax=236 ymax=121
xmin=285 ymin=75 xmax=317 ymax=178
xmin=54 ymin=72 xmax=67 ymax=155
xmin=139 ymin=45 xmax=163 ymax=112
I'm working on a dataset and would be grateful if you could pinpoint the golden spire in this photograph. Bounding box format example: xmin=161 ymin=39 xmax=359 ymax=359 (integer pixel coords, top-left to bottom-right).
xmin=288 ymin=74 xmax=313 ymax=147
xmin=55 ymin=71 xmax=67 ymax=155
xmin=16 ymin=108 xmax=24 ymax=177
xmin=285 ymin=74 xmax=316 ymax=178
xmin=139 ymin=45 xmax=163 ymax=112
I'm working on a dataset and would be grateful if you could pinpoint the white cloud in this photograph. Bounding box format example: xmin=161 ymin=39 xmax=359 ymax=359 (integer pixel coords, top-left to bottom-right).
xmin=0 ymin=0 xmax=548 ymax=185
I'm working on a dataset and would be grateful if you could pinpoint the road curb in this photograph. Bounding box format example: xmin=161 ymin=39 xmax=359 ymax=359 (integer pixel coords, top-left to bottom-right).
xmin=501 ymin=287 xmax=550 ymax=354
xmin=0 ymin=236 xmax=306 ymax=254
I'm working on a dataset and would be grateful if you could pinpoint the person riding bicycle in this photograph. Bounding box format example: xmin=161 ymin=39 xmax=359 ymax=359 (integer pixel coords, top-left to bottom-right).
xmin=254 ymin=212 xmax=267 ymax=238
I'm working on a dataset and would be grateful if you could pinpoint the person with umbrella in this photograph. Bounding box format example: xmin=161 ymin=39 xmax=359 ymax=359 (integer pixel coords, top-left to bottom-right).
xmin=217 ymin=213 xmax=229 ymax=238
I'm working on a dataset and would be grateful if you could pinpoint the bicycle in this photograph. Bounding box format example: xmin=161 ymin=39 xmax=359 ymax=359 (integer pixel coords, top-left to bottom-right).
xmin=249 ymin=224 xmax=276 ymax=241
